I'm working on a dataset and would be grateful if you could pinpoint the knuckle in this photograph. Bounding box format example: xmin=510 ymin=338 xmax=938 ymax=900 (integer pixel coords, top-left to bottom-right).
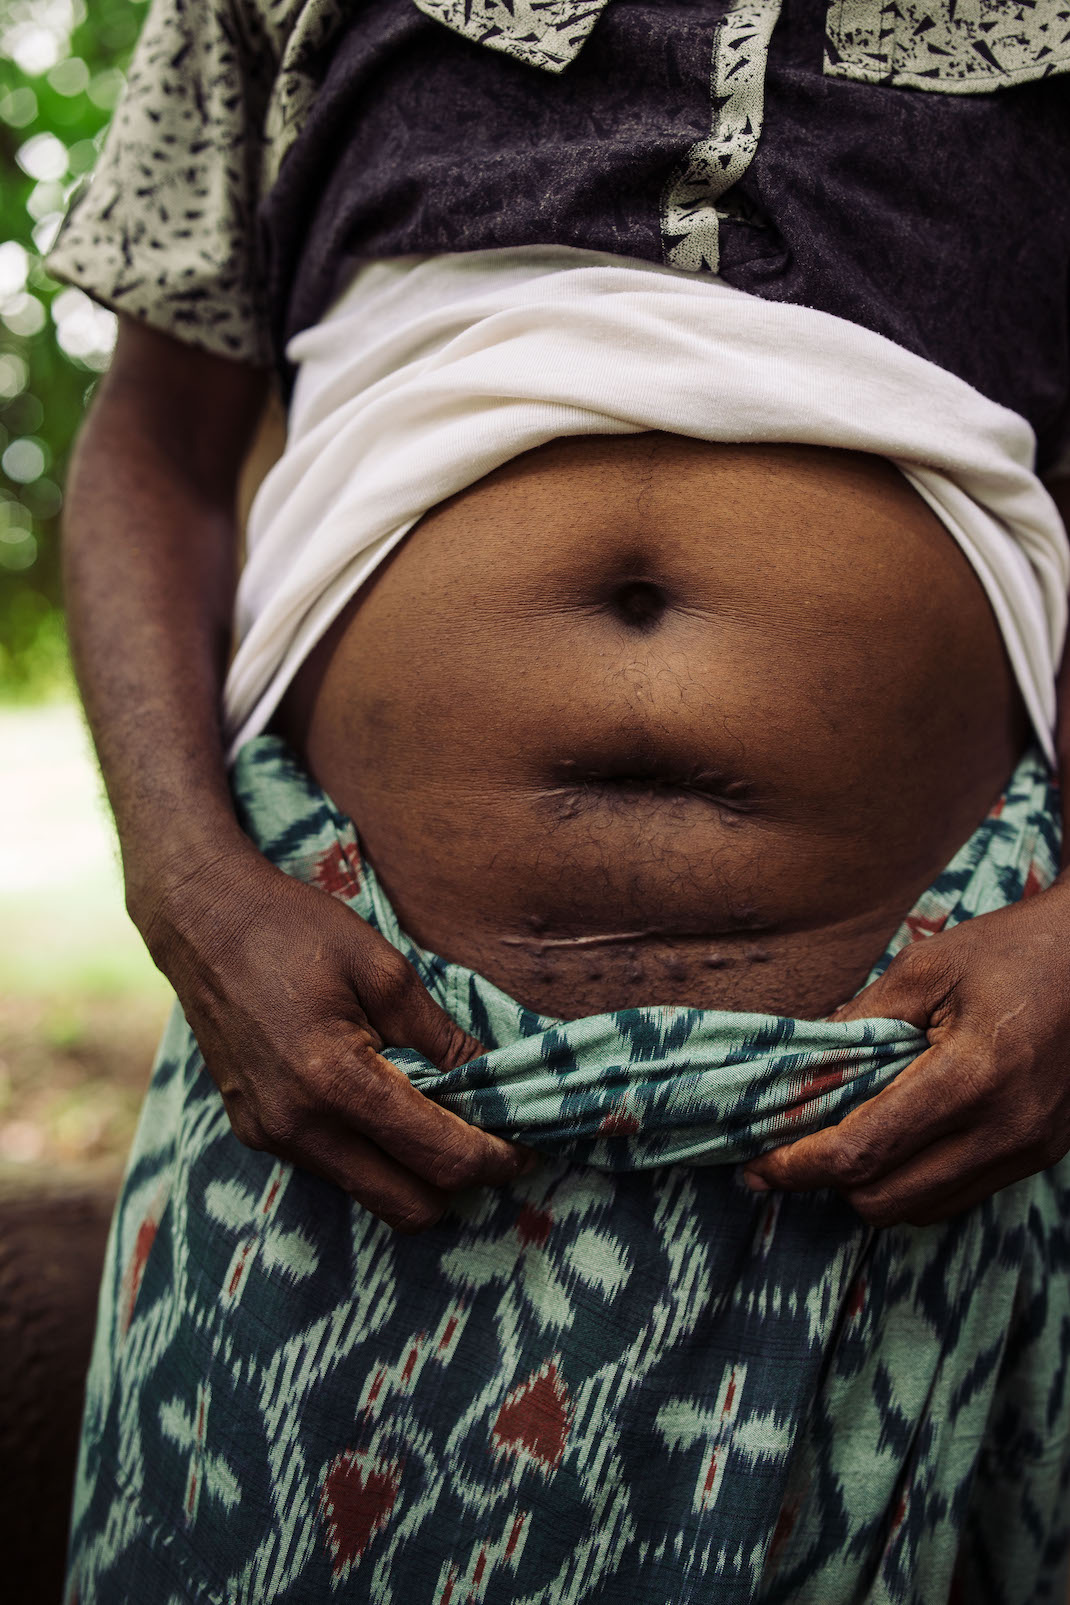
xmin=384 ymin=1196 xmax=444 ymax=1236
xmin=254 ymin=1100 xmax=306 ymax=1151
xmin=437 ymin=1025 xmax=484 ymax=1073
xmin=826 ymin=1139 xmax=880 ymax=1191
xmin=851 ymin=1191 xmax=903 ymax=1228
xmin=369 ymin=952 xmax=420 ymax=1015
xmin=427 ymin=1135 xmax=485 ymax=1192
xmin=755 ymin=1154 xmax=789 ymax=1190
xmin=308 ymin=1045 xmax=368 ymax=1112
xmin=228 ymin=1109 xmax=266 ymax=1151
xmin=223 ymin=1095 xmax=265 ymax=1152
xmin=889 ymin=943 xmax=930 ymax=984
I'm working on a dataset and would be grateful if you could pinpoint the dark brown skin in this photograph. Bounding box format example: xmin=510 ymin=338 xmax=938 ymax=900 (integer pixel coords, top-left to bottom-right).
xmin=744 ymin=478 xmax=1070 ymax=1225
xmin=66 ymin=317 xmax=1070 ymax=1234
xmin=63 ymin=319 xmax=534 ymax=1235
xmin=280 ymin=434 xmax=1026 ymax=1021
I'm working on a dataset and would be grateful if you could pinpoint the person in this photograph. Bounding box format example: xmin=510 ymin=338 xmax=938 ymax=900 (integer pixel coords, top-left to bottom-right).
xmin=50 ymin=0 xmax=1070 ymax=1598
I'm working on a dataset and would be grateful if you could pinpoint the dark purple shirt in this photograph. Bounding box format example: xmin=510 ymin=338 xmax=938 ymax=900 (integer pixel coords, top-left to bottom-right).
xmin=261 ymin=0 xmax=1070 ymax=469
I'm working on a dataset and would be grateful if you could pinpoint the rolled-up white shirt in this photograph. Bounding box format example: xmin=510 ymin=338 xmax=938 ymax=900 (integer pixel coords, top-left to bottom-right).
xmin=225 ymin=245 xmax=1069 ymax=764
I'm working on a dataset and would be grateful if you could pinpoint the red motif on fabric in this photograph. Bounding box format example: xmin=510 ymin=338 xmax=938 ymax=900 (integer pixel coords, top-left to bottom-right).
xmin=120 ymin=1208 xmax=162 ymax=1337
xmin=768 ymin=1497 xmax=799 ymax=1562
xmin=227 ymin=1244 xmax=250 ymax=1297
xmin=757 ymin=1193 xmax=781 ymax=1256
xmin=782 ymin=1057 xmax=850 ymax=1125
xmin=313 ymin=840 xmax=363 ymax=900
xmin=904 ymin=908 xmax=949 ymax=942
xmin=125 ymin=1217 xmax=158 ymax=1328
xmin=1022 ymin=863 xmax=1044 ymax=900
xmin=598 ymin=1107 xmax=641 ymax=1135
xmin=492 ymin=1361 xmax=571 ymax=1471
xmin=320 ymin=1451 xmax=402 ymax=1577
xmin=796 ymin=1060 xmax=849 ymax=1103
xmin=439 ymin=1315 xmax=459 ymax=1350
xmin=847 ymin=1276 xmax=867 ymax=1319
xmin=516 ymin=1203 xmax=552 ymax=1247
xmin=438 ymin=1567 xmax=459 ymax=1604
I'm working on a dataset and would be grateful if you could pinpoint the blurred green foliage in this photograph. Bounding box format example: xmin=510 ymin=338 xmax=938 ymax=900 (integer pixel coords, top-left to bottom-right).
xmin=0 ymin=0 xmax=145 ymax=697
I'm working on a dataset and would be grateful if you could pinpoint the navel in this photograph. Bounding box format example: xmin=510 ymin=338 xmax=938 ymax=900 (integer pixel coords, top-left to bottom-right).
xmin=609 ymin=579 xmax=669 ymax=631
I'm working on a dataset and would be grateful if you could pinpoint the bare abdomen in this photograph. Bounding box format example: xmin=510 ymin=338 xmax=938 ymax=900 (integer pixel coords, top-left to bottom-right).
xmin=277 ymin=435 xmax=1027 ymax=1018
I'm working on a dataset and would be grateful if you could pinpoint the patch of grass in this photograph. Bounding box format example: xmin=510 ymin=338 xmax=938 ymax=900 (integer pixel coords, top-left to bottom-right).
xmin=43 ymin=1006 xmax=87 ymax=1052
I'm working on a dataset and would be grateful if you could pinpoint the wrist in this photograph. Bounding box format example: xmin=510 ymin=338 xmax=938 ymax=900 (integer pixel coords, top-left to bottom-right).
xmin=123 ymin=818 xmax=260 ymax=954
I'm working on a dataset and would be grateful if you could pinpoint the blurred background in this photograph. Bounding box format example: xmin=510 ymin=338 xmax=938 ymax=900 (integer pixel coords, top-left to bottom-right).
xmin=0 ymin=0 xmax=170 ymax=1184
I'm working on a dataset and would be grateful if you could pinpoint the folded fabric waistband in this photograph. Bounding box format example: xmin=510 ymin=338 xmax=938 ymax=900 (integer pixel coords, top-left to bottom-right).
xmin=391 ymin=1011 xmax=924 ymax=1168
xmin=231 ymin=736 xmax=1060 ymax=1171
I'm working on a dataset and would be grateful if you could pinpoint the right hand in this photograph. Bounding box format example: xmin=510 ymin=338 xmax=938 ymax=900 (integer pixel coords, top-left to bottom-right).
xmin=135 ymin=841 xmax=536 ymax=1232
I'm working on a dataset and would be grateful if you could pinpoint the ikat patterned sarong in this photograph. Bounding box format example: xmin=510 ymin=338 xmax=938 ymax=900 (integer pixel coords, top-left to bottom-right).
xmin=67 ymin=738 xmax=1070 ymax=1604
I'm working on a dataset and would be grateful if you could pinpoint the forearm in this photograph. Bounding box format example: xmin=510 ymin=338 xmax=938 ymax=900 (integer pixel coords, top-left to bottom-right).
xmin=59 ymin=324 xmax=527 ymax=1229
xmin=63 ymin=322 xmax=268 ymax=932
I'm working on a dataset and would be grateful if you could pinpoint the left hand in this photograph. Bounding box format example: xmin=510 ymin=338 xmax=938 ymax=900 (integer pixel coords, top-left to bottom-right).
xmin=743 ymin=881 xmax=1070 ymax=1226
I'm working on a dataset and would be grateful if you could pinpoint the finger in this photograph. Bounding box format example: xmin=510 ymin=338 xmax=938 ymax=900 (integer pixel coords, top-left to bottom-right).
xmin=828 ymin=942 xmax=959 ymax=1030
xmin=743 ymin=1038 xmax=972 ymax=1195
xmin=284 ymin=1117 xmax=453 ymax=1234
xmin=844 ymin=1137 xmax=1037 ymax=1228
xmin=895 ymin=1161 xmax=1042 ymax=1226
xmin=320 ymin=1026 xmax=538 ymax=1191
xmin=344 ymin=921 xmax=485 ymax=1070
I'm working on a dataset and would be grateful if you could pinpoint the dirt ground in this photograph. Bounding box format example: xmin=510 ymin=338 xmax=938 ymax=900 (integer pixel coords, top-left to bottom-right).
xmin=0 ymin=988 xmax=165 ymax=1173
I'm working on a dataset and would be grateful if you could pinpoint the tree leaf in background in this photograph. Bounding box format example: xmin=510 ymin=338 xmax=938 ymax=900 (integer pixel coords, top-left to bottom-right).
xmin=0 ymin=0 xmax=147 ymax=696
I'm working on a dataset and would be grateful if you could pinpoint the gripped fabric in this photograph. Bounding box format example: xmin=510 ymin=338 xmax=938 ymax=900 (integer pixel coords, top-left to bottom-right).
xmin=45 ymin=0 xmax=1070 ymax=466
xmin=224 ymin=250 xmax=1069 ymax=764
xmin=67 ymin=738 xmax=1070 ymax=1603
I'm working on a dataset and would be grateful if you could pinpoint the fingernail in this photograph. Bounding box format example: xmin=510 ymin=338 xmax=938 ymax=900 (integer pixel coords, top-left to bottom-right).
xmin=743 ymin=1170 xmax=770 ymax=1192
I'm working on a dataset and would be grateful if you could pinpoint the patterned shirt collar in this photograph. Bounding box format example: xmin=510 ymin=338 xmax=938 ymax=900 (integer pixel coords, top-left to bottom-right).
xmin=411 ymin=0 xmax=613 ymax=71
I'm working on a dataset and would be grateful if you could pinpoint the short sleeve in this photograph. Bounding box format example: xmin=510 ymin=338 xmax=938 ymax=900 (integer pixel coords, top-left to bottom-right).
xmin=46 ymin=0 xmax=277 ymax=365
